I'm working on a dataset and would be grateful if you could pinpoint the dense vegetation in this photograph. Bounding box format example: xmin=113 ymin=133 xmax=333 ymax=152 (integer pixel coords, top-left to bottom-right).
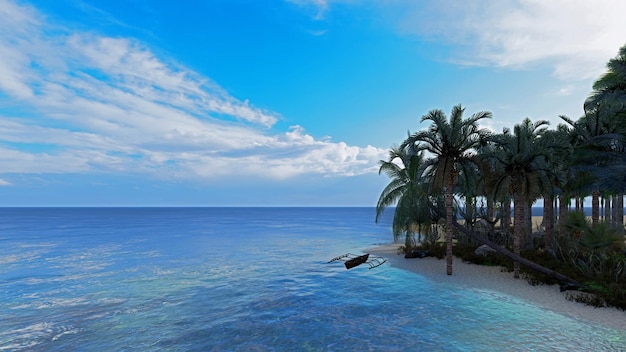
xmin=376 ymin=44 xmax=626 ymax=309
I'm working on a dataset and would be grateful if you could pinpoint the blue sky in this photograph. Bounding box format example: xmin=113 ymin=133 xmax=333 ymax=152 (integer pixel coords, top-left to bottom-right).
xmin=0 ymin=0 xmax=625 ymax=206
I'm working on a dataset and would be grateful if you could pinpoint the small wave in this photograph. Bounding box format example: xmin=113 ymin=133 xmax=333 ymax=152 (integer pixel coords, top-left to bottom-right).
xmin=154 ymin=269 xmax=174 ymax=275
xmin=0 ymin=322 xmax=80 ymax=351
xmin=35 ymin=297 xmax=88 ymax=309
xmin=17 ymin=243 xmax=57 ymax=249
xmin=51 ymin=326 xmax=80 ymax=341
xmin=0 ymin=251 xmax=46 ymax=265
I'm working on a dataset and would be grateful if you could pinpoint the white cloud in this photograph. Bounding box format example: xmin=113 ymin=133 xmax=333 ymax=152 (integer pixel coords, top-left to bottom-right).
xmin=0 ymin=179 xmax=11 ymax=186
xmin=452 ymin=0 xmax=626 ymax=81
xmin=286 ymin=0 xmax=329 ymax=20
xmin=406 ymin=0 xmax=626 ymax=80
xmin=0 ymin=0 xmax=385 ymax=180
xmin=151 ymin=125 xmax=386 ymax=180
xmin=557 ymin=86 xmax=573 ymax=97
xmin=307 ymin=0 xmax=626 ymax=81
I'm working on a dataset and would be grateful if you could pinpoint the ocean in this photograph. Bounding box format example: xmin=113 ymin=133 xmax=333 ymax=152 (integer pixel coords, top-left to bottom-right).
xmin=1 ymin=207 xmax=625 ymax=351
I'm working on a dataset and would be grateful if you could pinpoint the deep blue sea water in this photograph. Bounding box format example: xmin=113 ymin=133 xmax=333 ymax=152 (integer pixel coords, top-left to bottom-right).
xmin=1 ymin=207 xmax=625 ymax=351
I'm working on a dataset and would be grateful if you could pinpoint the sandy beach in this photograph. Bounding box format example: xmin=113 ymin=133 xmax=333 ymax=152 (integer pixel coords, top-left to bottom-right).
xmin=367 ymin=243 xmax=626 ymax=331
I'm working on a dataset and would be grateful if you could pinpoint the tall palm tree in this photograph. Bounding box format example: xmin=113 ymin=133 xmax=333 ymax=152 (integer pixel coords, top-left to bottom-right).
xmin=556 ymin=119 xmax=595 ymax=230
xmin=474 ymin=145 xmax=512 ymax=235
xmin=536 ymin=126 xmax=570 ymax=250
xmin=561 ymin=111 xmax=619 ymax=225
xmin=402 ymin=104 xmax=492 ymax=275
xmin=584 ymin=132 xmax=626 ymax=230
xmin=564 ymin=45 xmax=626 ymax=225
xmin=486 ymin=118 xmax=556 ymax=278
xmin=457 ymin=163 xmax=482 ymax=230
xmin=376 ymin=144 xmax=431 ymax=247
xmin=584 ymin=44 xmax=626 ymax=226
xmin=585 ymin=44 xmax=626 ymax=120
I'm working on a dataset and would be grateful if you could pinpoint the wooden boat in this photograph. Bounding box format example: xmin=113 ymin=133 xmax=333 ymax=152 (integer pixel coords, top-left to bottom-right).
xmin=344 ymin=253 xmax=369 ymax=269
xmin=327 ymin=253 xmax=386 ymax=270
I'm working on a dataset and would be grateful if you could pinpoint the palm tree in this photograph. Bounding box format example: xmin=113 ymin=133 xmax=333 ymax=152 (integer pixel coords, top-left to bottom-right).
xmin=536 ymin=126 xmax=571 ymax=250
xmin=457 ymin=163 xmax=482 ymax=231
xmin=474 ymin=145 xmax=512 ymax=239
xmin=585 ymin=44 xmax=626 ymax=121
xmin=561 ymin=111 xmax=620 ymax=225
xmin=584 ymin=44 xmax=626 ymax=227
xmin=564 ymin=45 xmax=626 ymax=226
xmin=486 ymin=118 xmax=556 ymax=278
xmin=376 ymin=144 xmax=431 ymax=248
xmin=586 ymin=133 xmax=626 ymax=230
xmin=555 ymin=119 xmax=595 ymax=230
xmin=402 ymin=104 xmax=492 ymax=275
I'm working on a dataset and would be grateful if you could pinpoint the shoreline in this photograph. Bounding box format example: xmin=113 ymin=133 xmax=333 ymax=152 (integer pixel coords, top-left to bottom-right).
xmin=367 ymin=243 xmax=626 ymax=331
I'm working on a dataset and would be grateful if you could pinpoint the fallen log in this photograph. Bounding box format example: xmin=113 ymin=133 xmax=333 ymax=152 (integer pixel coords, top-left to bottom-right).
xmin=450 ymin=218 xmax=585 ymax=290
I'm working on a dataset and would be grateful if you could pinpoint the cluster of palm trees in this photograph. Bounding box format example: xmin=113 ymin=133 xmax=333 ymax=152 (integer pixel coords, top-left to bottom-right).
xmin=377 ymin=44 xmax=626 ymax=278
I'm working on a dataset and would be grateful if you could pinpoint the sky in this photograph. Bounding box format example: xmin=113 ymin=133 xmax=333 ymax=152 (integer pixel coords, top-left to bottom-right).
xmin=0 ymin=0 xmax=625 ymax=206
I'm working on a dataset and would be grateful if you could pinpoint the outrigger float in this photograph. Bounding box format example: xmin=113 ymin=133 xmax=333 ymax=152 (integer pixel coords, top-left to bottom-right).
xmin=328 ymin=253 xmax=386 ymax=270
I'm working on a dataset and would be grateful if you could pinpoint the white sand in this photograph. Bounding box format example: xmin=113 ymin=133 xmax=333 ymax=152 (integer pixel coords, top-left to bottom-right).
xmin=367 ymin=243 xmax=626 ymax=331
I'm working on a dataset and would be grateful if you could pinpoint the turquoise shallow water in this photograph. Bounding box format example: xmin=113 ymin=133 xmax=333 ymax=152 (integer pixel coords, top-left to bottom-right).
xmin=1 ymin=207 xmax=625 ymax=351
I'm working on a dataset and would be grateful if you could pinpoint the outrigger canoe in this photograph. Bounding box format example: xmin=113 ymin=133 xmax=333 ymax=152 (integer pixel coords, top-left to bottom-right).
xmin=328 ymin=253 xmax=386 ymax=270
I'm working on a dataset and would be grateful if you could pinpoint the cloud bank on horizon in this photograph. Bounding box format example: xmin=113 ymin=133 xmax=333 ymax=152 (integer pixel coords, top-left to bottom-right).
xmin=0 ymin=0 xmax=624 ymax=205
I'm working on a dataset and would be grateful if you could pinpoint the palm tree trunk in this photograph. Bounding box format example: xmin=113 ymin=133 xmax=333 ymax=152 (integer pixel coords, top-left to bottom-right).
xmin=554 ymin=196 xmax=559 ymax=226
xmin=501 ymin=200 xmax=511 ymax=232
xmin=617 ymin=193 xmax=624 ymax=228
xmin=465 ymin=197 xmax=473 ymax=230
xmin=605 ymin=195 xmax=611 ymax=222
xmin=558 ymin=194 xmax=568 ymax=235
xmin=601 ymin=196 xmax=605 ymax=221
xmin=612 ymin=194 xmax=618 ymax=225
xmin=487 ymin=197 xmax=495 ymax=223
xmin=446 ymin=174 xmax=455 ymax=275
xmin=592 ymin=189 xmax=600 ymax=225
xmin=524 ymin=200 xmax=532 ymax=249
xmin=616 ymin=194 xmax=624 ymax=232
xmin=513 ymin=191 xmax=524 ymax=279
xmin=543 ymin=195 xmax=553 ymax=251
